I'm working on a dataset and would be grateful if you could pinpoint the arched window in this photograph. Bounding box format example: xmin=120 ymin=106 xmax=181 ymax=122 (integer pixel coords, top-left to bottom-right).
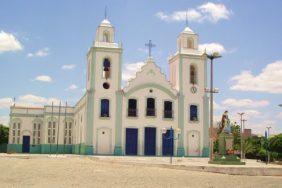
xmin=101 ymin=99 xmax=110 ymax=117
xmin=164 ymin=101 xmax=173 ymax=118
xmin=32 ymin=122 xmax=41 ymax=145
xmin=187 ymin=38 xmax=194 ymax=49
xmin=146 ymin=98 xmax=155 ymax=116
xmin=190 ymin=65 xmax=197 ymax=85
xmin=64 ymin=121 xmax=73 ymax=144
xmin=103 ymin=31 xmax=109 ymax=42
xmin=190 ymin=105 xmax=198 ymax=121
xmin=103 ymin=58 xmax=111 ymax=79
xmin=128 ymin=99 xmax=137 ymax=117
xmin=11 ymin=121 xmax=21 ymax=144
xmin=48 ymin=121 xmax=56 ymax=144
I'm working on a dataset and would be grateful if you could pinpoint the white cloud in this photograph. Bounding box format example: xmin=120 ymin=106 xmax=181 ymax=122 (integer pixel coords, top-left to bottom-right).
xmin=27 ymin=47 xmax=49 ymax=57
xmin=198 ymin=2 xmax=231 ymax=23
xmin=199 ymin=43 xmax=226 ymax=54
xmin=34 ymin=75 xmax=52 ymax=82
xmin=122 ymin=62 xmax=145 ymax=82
xmin=0 ymin=31 xmax=23 ymax=53
xmin=18 ymin=94 xmax=62 ymax=106
xmin=0 ymin=94 xmax=62 ymax=109
xmin=222 ymin=98 xmax=269 ymax=108
xmin=230 ymin=60 xmax=282 ymax=93
xmin=156 ymin=9 xmax=202 ymax=22
xmin=62 ymin=64 xmax=76 ymax=70
xmin=0 ymin=116 xmax=9 ymax=125
xmin=156 ymin=2 xmax=231 ymax=23
xmin=65 ymin=84 xmax=78 ymax=91
xmin=0 ymin=98 xmax=13 ymax=109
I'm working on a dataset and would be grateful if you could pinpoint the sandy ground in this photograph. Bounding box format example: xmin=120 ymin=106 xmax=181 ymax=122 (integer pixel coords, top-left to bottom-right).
xmin=0 ymin=155 xmax=281 ymax=188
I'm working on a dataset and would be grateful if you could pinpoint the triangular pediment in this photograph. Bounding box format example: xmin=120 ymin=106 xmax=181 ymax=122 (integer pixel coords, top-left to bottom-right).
xmin=123 ymin=58 xmax=178 ymax=98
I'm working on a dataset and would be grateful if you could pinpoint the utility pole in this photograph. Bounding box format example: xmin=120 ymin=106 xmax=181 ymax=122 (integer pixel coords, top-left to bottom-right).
xmin=238 ymin=112 xmax=245 ymax=160
xmin=205 ymin=52 xmax=221 ymax=161
xmin=242 ymin=119 xmax=247 ymax=159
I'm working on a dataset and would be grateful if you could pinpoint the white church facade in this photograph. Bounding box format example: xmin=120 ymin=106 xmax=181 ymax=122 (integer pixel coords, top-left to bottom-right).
xmin=8 ymin=17 xmax=210 ymax=157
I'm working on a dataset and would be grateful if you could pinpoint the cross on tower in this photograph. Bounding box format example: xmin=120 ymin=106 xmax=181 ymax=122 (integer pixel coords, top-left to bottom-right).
xmin=104 ymin=6 xmax=108 ymax=19
xmin=145 ymin=40 xmax=156 ymax=57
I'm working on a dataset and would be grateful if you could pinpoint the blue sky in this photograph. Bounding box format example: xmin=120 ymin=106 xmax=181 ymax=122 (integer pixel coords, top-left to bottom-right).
xmin=0 ymin=0 xmax=281 ymax=134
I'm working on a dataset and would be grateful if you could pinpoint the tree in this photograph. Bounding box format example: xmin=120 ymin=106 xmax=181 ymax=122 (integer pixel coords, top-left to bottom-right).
xmin=231 ymin=122 xmax=241 ymax=150
xmin=269 ymin=134 xmax=282 ymax=156
xmin=0 ymin=124 xmax=9 ymax=144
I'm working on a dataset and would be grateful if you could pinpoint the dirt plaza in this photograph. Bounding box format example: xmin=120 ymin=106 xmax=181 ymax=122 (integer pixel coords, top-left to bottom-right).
xmin=0 ymin=154 xmax=282 ymax=188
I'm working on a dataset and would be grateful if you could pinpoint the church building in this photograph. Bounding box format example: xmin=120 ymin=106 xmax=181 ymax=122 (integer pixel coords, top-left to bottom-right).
xmin=8 ymin=16 xmax=210 ymax=157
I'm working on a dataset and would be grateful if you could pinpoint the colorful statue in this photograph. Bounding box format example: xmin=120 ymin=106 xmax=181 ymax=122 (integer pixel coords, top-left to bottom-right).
xmin=219 ymin=111 xmax=231 ymax=134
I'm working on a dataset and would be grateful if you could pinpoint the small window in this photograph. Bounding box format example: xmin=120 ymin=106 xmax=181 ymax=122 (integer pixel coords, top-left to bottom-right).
xmin=164 ymin=101 xmax=173 ymax=118
xmin=190 ymin=105 xmax=198 ymax=121
xmin=146 ymin=98 xmax=155 ymax=116
xmin=187 ymin=38 xmax=194 ymax=49
xmin=103 ymin=58 xmax=111 ymax=79
xmin=128 ymin=99 xmax=137 ymax=117
xmin=103 ymin=31 xmax=110 ymax=42
xmin=190 ymin=65 xmax=197 ymax=85
xmin=101 ymin=99 xmax=110 ymax=117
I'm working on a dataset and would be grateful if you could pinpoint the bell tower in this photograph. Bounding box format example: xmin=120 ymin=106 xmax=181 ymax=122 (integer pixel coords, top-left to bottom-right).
xmin=168 ymin=23 xmax=209 ymax=157
xmin=85 ymin=14 xmax=123 ymax=155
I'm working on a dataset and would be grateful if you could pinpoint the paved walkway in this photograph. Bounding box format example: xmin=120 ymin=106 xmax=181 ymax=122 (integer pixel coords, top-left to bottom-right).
xmin=1 ymin=154 xmax=282 ymax=188
xmin=1 ymin=154 xmax=282 ymax=176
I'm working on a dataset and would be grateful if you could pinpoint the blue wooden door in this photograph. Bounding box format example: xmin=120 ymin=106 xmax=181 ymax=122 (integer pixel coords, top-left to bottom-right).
xmin=125 ymin=128 xmax=138 ymax=155
xmin=22 ymin=136 xmax=30 ymax=153
xmin=144 ymin=127 xmax=156 ymax=156
xmin=162 ymin=129 xmax=174 ymax=156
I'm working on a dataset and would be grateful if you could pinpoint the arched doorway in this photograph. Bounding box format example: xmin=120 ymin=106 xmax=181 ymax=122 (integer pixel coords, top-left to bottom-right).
xmin=187 ymin=131 xmax=200 ymax=156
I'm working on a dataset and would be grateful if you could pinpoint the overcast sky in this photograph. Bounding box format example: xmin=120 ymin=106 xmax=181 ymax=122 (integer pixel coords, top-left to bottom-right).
xmin=0 ymin=0 xmax=281 ymax=135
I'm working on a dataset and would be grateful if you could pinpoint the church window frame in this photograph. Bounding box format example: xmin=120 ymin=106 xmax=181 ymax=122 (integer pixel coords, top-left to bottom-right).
xmin=48 ymin=120 xmax=56 ymax=144
xmin=187 ymin=38 xmax=194 ymax=49
xmin=127 ymin=98 xmax=138 ymax=117
xmin=103 ymin=30 xmax=110 ymax=42
xmin=146 ymin=97 xmax=156 ymax=117
xmin=11 ymin=120 xmax=21 ymax=144
xmin=189 ymin=104 xmax=199 ymax=123
xmin=64 ymin=120 xmax=73 ymax=145
xmin=100 ymin=98 xmax=110 ymax=118
xmin=190 ymin=64 xmax=198 ymax=85
xmin=102 ymin=58 xmax=111 ymax=79
xmin=163 ymin=100 xmax=173 ymax=119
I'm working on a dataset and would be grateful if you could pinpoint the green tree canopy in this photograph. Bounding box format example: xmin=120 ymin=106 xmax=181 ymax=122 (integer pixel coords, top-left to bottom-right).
xmin=0 ymin=124 xmax=9 ymax=144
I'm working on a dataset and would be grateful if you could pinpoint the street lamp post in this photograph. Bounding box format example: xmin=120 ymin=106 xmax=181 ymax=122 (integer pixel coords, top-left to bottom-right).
xmin=238 ymin=112 xmax=245 ymax=160
xmin=266 ymin=126 xmax=271 ymax=164
xmin=162 ymin=127 xmax=181 ymax=164
xmin=242 ymin=119 xmax=247 ymax=159
xmin=206 ymin=52 xmax=221 ymax=161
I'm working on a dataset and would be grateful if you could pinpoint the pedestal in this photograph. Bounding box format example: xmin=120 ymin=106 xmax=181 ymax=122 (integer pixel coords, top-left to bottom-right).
xmin=210 ymin=133 xmax=245 ymax=165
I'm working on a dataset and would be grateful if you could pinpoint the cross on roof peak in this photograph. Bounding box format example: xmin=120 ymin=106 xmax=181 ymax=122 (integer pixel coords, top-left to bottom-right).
xmin=145 ymin=40 xmax=156 ymax=57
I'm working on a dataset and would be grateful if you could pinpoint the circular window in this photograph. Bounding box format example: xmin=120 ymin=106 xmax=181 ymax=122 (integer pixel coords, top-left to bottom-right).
xmin=192 ymin=135 xmax=194 ymax=137
xmin=149 ymin=89 xmax=153 ymax=93
xmin=103 ymin=82 xmax=110 ymax=89
xmin=102 ymin=131 xmax=105 ymax=134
